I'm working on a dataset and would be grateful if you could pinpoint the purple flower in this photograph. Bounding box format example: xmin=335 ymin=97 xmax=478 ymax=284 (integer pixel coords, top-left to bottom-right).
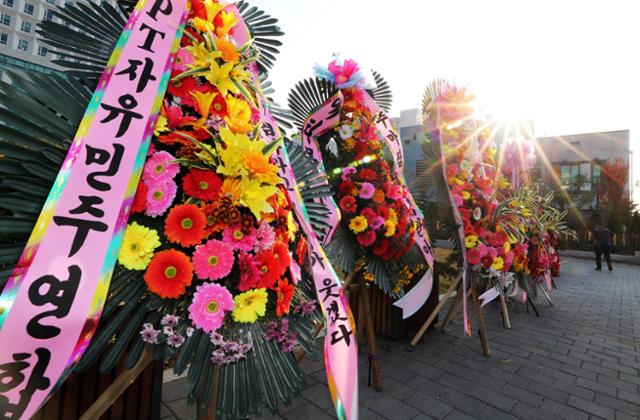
xmin=163 ymin=326 xmax=174 ymax=335
xmin=161 ymin=314 xmax=180 ymax=327
xmin=140 ymin=326 xmax=159 ymax=344
xmin=210 ymin=331 xmax=225 ymax=346
xmin=167 ymin=333 xmax=185 ymax=348
xmin=186 ymin=327 xmax=195 ymax=337
xmin=211 ymin=349 xmax=226 ymax=364
xmin=222 ymin=341 xmax=239 ymax=353
xmin=370 ymin=216 xmax=385 ymax=230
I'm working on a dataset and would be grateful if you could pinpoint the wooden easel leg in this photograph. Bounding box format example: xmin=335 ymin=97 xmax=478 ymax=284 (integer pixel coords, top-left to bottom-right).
xmin=471 ymin=286 xmax=490 ymax=357
xmin=356 ymin=286 xmax=365 ymax=347
xmin=79 ymin=347 xmax=153 ymax=420
xmin=539 ymin=285 xmax=553 ymax=306
xmin=527 ymin=296 xmax=540 ymax=317
xmin=440 ymin=285 xmax=466 ymax=332
xmin=499 ymin=293 xmax=511 ymax=329
xmin=410 ymin=276 xmax=461 ymax=346
xmin=198 ymin=364 xmax=221 ymax=420
xmin=360 ymin=281 xmax=383 ymax=391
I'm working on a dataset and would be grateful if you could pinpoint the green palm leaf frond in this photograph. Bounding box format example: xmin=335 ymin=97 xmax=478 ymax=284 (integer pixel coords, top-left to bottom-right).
xmin=0 ymin=71 xmax=91 ymax=288
xmin=421 ymin=78 xmax=450 ymax=117
xmin=284 ymin=139 xmax=333 ymax=234
xmin=287 ymin=77 xmax=338 ymax=131
xmin=236 ymin=0 xmax=284 ymax=73
xmin=37 ymin=0 xmax=127 ymax=86
xmin=367 ymin=70 xmax=392 ymax=113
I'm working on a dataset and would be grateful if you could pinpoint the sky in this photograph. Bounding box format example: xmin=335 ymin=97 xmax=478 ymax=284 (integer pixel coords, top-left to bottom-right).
xmin=256 ymin=0 xmax=640 ymax=200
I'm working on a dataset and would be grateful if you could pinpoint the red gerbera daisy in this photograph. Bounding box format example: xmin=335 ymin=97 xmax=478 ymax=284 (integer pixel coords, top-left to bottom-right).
xmin=338 ymin=181 xmax=355 ymax=195
xmin=295 ymin=237 xmax=307 ymax=265
xmin=132 ymin=181 xmax=147 ymax=214
xmin=144 ymin=250 xmax=193 ymax=298
xmin=275 ymin=279 xmax=295 ymax=316
xmin=183 ymin=169 xmax=222 ymax=201
xmin=339 ymin=195 xmax=357 ymax=214
xmin=255 ymin=250 xmax=281 ymax=290
xmin=165 ymin=204 xmax=207 ymax=247
xmin=271 ymin=241 xmax=292 ymax=277
xmin=373 ymin=238 xmax=389 ymax=257
xmin=359 ymin=168 xmax=378 ymax=181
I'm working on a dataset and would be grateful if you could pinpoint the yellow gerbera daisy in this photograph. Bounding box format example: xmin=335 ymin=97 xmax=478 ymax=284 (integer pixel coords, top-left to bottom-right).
xmin=383 ymin=220 xmax=396 ymax=237
xmin=465 ymin=235 xmax=478 ymax=249
xmin=118 ymin=222 xmax=161 ymax=270
xmin=491 ymin=257 xmax=504 ymax=271
xmin=348 ymin=216 xmax=368 ymax=233
xmin=232 ymin=288 xmax=267 ymax=323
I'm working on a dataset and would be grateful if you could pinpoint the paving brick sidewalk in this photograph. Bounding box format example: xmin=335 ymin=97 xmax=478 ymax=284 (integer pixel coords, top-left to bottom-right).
xmin=162 ymin=258 xmax=640 ymax=419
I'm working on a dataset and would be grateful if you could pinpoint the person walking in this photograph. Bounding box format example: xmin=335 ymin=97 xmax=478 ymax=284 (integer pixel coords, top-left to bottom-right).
xmin=592 ymin=225 xmax=613 ymax=271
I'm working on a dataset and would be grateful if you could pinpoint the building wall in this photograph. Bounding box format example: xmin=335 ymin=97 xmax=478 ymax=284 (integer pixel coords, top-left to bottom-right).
xmin=0 ymin=0 xmax=63 ymax=71
xmin=534 ymin=130 xmax=632 ymax=197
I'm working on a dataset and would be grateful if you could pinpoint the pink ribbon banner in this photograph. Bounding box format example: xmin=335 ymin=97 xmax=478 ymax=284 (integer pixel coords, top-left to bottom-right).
xmin=0 ymin=0 xmax=187 ymax=417
xmin=231 ymin=14 xmax=358 ymax=420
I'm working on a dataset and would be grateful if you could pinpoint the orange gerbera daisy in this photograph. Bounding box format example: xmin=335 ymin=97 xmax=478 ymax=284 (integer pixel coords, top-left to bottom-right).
xmin=144 ymin=249 xmax=193 ymax=298
xmin=165 ymin=204 xmax=207 ymax=247
xmin=215 ymin=37 xmax=240 ymax=63
xmin=275 ymin=279 xmax=295 ymax=316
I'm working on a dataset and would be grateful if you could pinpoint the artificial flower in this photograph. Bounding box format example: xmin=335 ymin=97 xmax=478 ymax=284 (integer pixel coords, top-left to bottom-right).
xmin=238 ymin=253 xmax=260 ymax=291
xmin=145 ymin=180 xmax=177 ymax=217
xmin=143 ymin=151 xmax=180 ymax=185
xmin=275 ymin=280 xmax=295 ymax=316
xmin=254 ymin=220 xmax=276 ymax=252
xmin=359 ymin=182 xmax=375 ymax=199
xmin=144 ymin=250 xmax=193 ymax=298
xmin=232 ymin=288 xmax=268 ymax=323
xmin=383 ymin=220 xmax=396 ymax=237
xmin=215 ymin=10 xmax=238 ymax=37
xmin=357 ymin=230 xmax=376 ymax=247
xmin=188 ymin=282 xmax=234 ymax=332
xmin=239 ymin=178 xmax=278 ymax=218
xmin=215 ymin=37 xmax=240 ymax=63
xmin=118 ymin=222 xmax=161 ymax=270
xmin=192 ymin=239 xmax=235 ymax=280
xmin=132 ymin=181 xmax=148 ymax=214
xmin=491 ymin=257 xmax=504 ymax=271
xmin=224 ymin=95 xmax=253 ymax=134
xmin=165 ymin=204 xmax=207 ymax=247
xmin=339 ymin=195 xmax=357 ymax=213
xmin=465 ymin=235 xmax=478 ymax=249
xmin=183 ymin=169 xmax=223 ymax=201
xmin=255 ymin=250 xmax=281 ymax=289
xmin=349 ymin=215 xmax=368 ymax=233
xmin=222 ymin=223 xmax=256 ymax=251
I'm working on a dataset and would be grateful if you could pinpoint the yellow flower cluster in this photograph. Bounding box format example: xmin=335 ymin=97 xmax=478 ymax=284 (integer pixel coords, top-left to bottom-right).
xmin=392 ymin=264 xmax=424 ymax=294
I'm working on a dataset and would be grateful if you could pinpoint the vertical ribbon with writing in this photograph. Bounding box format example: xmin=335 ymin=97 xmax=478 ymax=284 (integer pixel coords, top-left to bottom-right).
xmin=229 ymin=11 xmax=358 ymax=420
xmin=0 ymin=0 xmax=187 ymax=417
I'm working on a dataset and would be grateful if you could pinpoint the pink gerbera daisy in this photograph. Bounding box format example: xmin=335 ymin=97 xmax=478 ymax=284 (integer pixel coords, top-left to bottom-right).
xmin=359 ymin=182 xmax=375 ymax=199
xmin=188 ymin=283 xmax=234 ymax=333
xmin=237 ymin=253 xmax=260 ymax=291
xmin=143 ymin=151 xmax=180 ymax=185
xmin=254 ymin=221 xmax=275 ymax=252
xmin=193 ymin=239 xmax=235 ymax=281
xmin=222 ymin=224 xmax=256 ymax=252
xmin=145 ymin=180 xmax=177 ymax=217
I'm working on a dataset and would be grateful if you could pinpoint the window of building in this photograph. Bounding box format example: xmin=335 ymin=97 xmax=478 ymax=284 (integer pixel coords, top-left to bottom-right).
xmin=579 ymin=162 xmax=591 ymax=191
xmin=17 ymin=38 xmax=28 ymax=51
xmin=0 ymin=32 xmax=7 ymax=45
xmin=43 ymin=9 xmax=53 ymax=21
xmin=592 ymin=163 xmax=601 ymax=184
xmin=46 ymin=0 xmax=55 ymax=4
xmin=2 ymin=0 xmax=14 ymax=8
xmin=37 ymin=45 xmax=47 ymax=56
xmin=20 ymin=20 xmax=31 ymax=32
xmin=23 ymin=3 xmax=34 ymax=14
xmin=0 ymin=13 xmax=11 ymax=26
